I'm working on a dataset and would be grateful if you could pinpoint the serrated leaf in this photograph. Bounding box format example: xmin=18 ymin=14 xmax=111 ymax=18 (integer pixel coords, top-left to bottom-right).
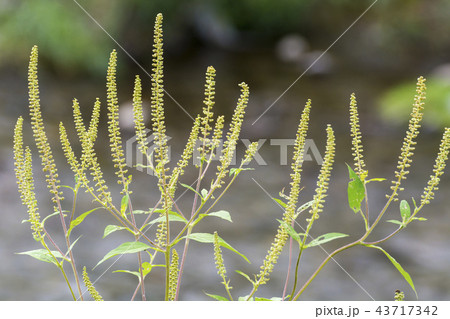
xmin=187 ymin=233 xmax=250 ymax=263
xmin=103 ymin=225 xmax=128 ymax=238
xmin=235 ymin=270 xmax=254 ymax=284
xmin=67 ymin=207 xmax=101 ymax=238
xmin=306 ymin=232 xmax=349 ymax=248
xmin=17 ymin=249 xmax=66 ymax=266
xmin=347 ymin=164 xmax=365 ymax=213
xmin=204 ymin=292 xmax=229 ymax=301
xmin=400 ymin=200 xmax=411 ymax=222
xmin=386 ymin=220 xmax=405 ymax=226
xmin=94 ymin=242 xmax=152 ymax=269
xmin=120 ymin=194 xmax=129 ymax=217
xmin=367 ymin=245 xmax=417 ymax=299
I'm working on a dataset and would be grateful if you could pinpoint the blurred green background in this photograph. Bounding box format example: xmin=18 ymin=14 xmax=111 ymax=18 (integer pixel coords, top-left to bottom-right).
xmin=1 ymin=0 xmax=450 ymax=301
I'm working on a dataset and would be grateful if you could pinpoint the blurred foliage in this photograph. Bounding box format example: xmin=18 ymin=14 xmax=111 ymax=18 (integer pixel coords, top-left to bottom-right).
xmin=1 ymin=0 xmax=450 ymax=76
xmin=380 ymin=78 xmax=450 ymax=129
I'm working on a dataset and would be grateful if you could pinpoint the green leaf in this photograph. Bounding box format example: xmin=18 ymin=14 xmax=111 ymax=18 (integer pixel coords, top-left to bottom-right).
xmin=347 ymin=164 xmax=365 ymax=213
xmin=180 ymin=183 xmax=202 ymax=198
xmin=94 ymin=242 xmax=152 ymax=269
xmin=208 ymin=210 xmax=232 ymax=222
xmin=67 ymin=207 xmax=101 ymax=237
xmin=412 ymin=217 xmax=427 ymax=222
xmin=187 ymin=233 xmax=250 ymax=263
xmin=306 ymin=233 xmax=349 ymax=248
xmin=145 ymin=211 xmax=188 ymax=226
xmin=65 ymin=236 xmax=82 ymax=257
xmin=201 ymin=188 xmax=208 ymax=200
xmin=103 ymin=225 xmax=128 ymax=238
xmin=229 ymin=167 xmax=254 ymax=176
xmin=400 ymin=200 xmax=411 ymax=222
xmin=204 ymin=292 xmax=229 ymax=301
xmin=113 ymin=269 xmax=140 ymax=278
xmin=386 ymin=220 xmax=405 ymax=226
xmin=367 ymin=245 xmax=418 ymax=299
xmin=235 ymin=270 xmax=254 ymax=284
xmin=272 ymin=198 xmax=287 ymax=209
xmin=278 ymin=220 xmax=304 ymax=244
xmin=120 ymin=194 xmax=129 ymax=217
xmin=17 ymin=249 xmax=67 ymax=266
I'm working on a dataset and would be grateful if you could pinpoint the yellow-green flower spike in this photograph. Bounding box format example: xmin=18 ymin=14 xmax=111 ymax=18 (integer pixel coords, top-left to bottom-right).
xmin=88 ymin=98 xmax=101 ymax=144
xmin=106 ymin=50 xmax=129 ymax=191
xmin=168 ymin=249 xmax=179 ymax=301
xmin=151 ymin=13 xmax=169 ymax=173
xmin=72 ymin=98 xmax=87 ymax=140
xmin=349 ymin=93 xmax=367 ymax=180
xmin=14 ymin=118 xmax=43 ymax=241
xmin=215 ymin=82 xmax=249 ymax=188
xmin=132 ymin=75 xmax=148 ymax=155
xmin=213 ymin=232 xmax=227 ymax=282
xmin=201 ymin=66 xmax=216 ymax=140
xmin=420 ymin=127 xmax=450 ymax=206
xmin=82 ymin=267 xmax=103 ymax=301
xmin=59 ymin=122 xmax=83 ymax=182
xmin=256 ymin=100 xmax=312 ymax=286
xmin=242 ymin=141 xmax=259 ymax=165
xmin=307 ymin=125 xmax=336 ymax=222
xmin=390 ymin=77 xmax=426 ymax=200
xmin=28 ymin=45 xmax=62 ymax=203
xmin=170 ymin=115 xmax=201 ymax=190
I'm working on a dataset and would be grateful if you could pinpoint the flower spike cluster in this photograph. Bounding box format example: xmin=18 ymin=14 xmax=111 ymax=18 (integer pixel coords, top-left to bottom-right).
xmin=14 ymin=117 xmax=43 ymax=241
xmin=82 ymin=267 xmax=103 ymax=301
xmin=132 ymin=75 xmax=148 ymax=156
xmin=168 ymin=249 xmax=179 ymax=301
xmin=151 ymin=13 xmax=169 ymax=175
xmin=349 ymin=93 xmax=367 ymax=180
xmin=390 ymin=77 xmax=426 ymax=200
xmin=107 ymin=50 xmax=129 ymax=191
xmin=421 ymin=127 xmax=450 ymax=206
xmin=256 ymin=100 xmax=311 ymax=286
xmin=28 ymin=45 xmax=62 ymax=203
xmin=307 ymin=125 xmax=336 ymax=222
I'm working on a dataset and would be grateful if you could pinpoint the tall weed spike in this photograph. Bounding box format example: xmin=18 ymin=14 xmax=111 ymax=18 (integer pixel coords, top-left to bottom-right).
xmin=349 ymin=93 xmax=367 ymax=180
xmin=421 ymin=127 xmax=450 ymax=206
xmin=107 ymin=50 xmax=129 ymax=190
xmin=390 ymin=77 xmax=426 ymax=200
xmin=168 ymin=249 xmax=179 ymax=301
xmin=82 ymin=267 xmax=104 ymax=301
xmin=28 ymin=45 xmax=62 ymax=203
xmin=132 ymin=75 xmax=148 ymax=155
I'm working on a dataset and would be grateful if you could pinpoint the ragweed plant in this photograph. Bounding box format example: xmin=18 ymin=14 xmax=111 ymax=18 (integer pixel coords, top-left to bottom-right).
xmin=13 ymin=13 xmax=450 ymax=301
xmin=206 ymin=77 xmax=449 ymax=301
xmin=14 ymin=13 xmax=257 ymax=301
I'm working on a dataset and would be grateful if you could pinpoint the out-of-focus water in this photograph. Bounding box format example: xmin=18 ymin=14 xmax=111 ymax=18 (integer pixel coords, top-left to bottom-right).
xmin=1 ymin=50 xmax=449 ymax=301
